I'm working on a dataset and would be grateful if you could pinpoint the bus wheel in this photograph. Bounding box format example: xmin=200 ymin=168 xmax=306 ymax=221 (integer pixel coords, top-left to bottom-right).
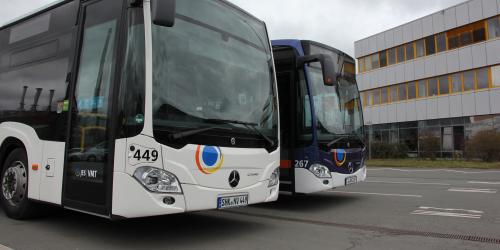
xmin=1 ymin=149 xmax=36 ymax=219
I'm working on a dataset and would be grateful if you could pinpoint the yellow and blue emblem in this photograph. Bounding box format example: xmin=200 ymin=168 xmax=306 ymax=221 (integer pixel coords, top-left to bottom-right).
xmin=333 ymin=149 xmax=347 ymax=167
xmin=195 ymin=145 xmax=224 ymax=174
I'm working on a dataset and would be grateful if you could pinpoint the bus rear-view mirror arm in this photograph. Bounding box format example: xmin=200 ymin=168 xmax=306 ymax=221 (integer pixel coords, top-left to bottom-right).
xmin=151 ymin=0 xmax=176 ymax=27
xmin=296 ymin=54 xmax=339 ymax=86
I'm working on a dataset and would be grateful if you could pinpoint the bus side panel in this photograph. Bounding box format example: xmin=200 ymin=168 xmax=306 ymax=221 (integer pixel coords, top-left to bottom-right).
xmin=39 ymin=140 xmax=65 ymax=205
xmin=0 ymin=122 xmax=43 ymax=201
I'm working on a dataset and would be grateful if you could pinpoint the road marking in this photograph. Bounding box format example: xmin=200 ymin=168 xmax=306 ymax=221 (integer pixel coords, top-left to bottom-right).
xmin=448 ymin=188 xmax=497 ymax=194
xmin=418 ymin=206 xmax=483 ymax=214
xmin=369 ymin=168 xmax=500 ymax=174
xmin=366 ymin=180 xmax=450 ymax=186
xmin=411 ymin=206 xmax=483 ymax=219
xmin=328 ymin=190 xmax=422 ymax=198
xmin=467 ymin=181 xmax=500 ymax=185
xmin=411 ymin=210 xmax=482 ymax=219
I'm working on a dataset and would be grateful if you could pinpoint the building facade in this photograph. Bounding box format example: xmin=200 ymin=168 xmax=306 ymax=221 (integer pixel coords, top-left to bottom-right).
xmin=355 ymin=0 xmax=500 ymax=158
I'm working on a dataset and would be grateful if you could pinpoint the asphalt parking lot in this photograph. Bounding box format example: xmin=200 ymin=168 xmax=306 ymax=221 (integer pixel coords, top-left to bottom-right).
xmin=0 ymin=167 xmax=499 ymax=250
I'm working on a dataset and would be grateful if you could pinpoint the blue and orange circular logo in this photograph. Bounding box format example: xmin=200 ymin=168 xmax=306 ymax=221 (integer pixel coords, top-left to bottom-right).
xmin=195 ymin=145 xmax=224 ymax=174
xmin=333 ymin=149 xmax=347 ymax=167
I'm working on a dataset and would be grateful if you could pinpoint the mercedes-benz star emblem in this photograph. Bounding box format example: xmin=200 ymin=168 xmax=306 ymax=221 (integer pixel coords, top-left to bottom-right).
xmin=230 ymin=137 xmax=236 ymax=145
xmin=229 ymin=170 xmax=240 ymax=188
xmin=348 ymin=162 xmax=354 ymax=174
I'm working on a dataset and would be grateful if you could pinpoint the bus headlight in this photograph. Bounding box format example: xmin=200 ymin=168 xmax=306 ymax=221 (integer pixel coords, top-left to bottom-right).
xmin=309 ymin=164 xmax=331 ymax=178
xmin=268 ymin=167 xmax=280 ymax=187
xmin=133 ymin=167 xmax=182 ymax=194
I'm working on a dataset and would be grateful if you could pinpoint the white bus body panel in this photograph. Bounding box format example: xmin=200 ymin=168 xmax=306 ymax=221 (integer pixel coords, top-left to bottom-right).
xmin=112 ymin=134 xmax=279 ymax=218
xmin=0 ymin=122 xmax=65 ymax=205
xmin=295 ymin=165 xmax=367 ymax=194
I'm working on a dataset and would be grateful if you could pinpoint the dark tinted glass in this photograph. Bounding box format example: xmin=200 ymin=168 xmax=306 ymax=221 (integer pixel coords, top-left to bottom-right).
xmin=381 ymin=87 xmax=388 ymax=103
xmin=439 ymin=75 xmax=449 ymax=95
xmin=473 ymin=28 xmax=486 ymax=42
xmin=463 ymin=70 xmax=474 ymax=91
xmin=379 ymin=51 xmax=387 ymax=67
xmin=459 ymin=31 xmax=473 ymax=46
xmin=407 ymin=82 xmax=416 ymax=99
xmin=448 ymin=36 xmax=459 ymax=49
xmin=476 ymin=68 xmax=489 ymax=89
xmin=488 ymin=17 xmax=500 ymax=39
xmin=451 ymin=73 xmax=462 ymax=93
xmin=436 ymin=33 xmax=446 ymax=52
xmin=417 ymin=80 xmax=426 ymax=98
xmin=428 ymin=78 xmax=438 ymax=96
xmin=405 ymin=43 xmax=414 ymax=60
xmin=396 ymin=45 xmax=405 ymax=63
xmin=387 ymin=48 xmax=396 ymax=65
xmin=415 ymin=39 xmax=424 ymax=58
xmin=399 ymin=84 xmax=407 ymax=101
xmin=373 ymin=89 xmax=380 ymax=105
xmin=424 ymin=36 xmax=436 ymax=55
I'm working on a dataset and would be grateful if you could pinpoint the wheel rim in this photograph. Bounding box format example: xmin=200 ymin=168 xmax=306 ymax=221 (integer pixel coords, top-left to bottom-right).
xmin=2 ymin=161 xmax=27 ymax=206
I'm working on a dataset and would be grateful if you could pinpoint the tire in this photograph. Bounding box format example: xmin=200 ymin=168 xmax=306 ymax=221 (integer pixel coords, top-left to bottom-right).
xmin=0 ymin=148 xmax=37 ymax=219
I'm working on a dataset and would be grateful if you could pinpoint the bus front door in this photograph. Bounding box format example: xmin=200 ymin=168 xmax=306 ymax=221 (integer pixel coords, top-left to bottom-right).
xmin=63 ymin=0 xmax=123 ymax=216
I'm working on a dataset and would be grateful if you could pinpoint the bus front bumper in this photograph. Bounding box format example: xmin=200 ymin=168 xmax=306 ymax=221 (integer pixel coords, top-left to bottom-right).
xmin=112 ymin=172 xmax=279 ymax=218
xmin=294 ymin=165 xmax=367 ymax=194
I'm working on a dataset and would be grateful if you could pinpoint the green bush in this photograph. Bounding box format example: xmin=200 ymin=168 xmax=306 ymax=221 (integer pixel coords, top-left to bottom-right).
xmin=465 ymin=130 xmax=500 ymax=162
xmin=371 ymin=142 xmax=408 ymax=159
xmin=419 ymin=134 xmax=440 ymax=160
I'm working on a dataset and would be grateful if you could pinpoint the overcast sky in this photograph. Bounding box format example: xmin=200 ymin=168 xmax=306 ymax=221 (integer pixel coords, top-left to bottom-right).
xmin=0 ymin=0 xmax=466 ymax=56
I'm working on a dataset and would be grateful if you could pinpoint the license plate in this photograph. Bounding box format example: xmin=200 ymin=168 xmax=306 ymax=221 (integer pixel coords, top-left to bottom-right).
xmin=217 ymin=194 xmax=249 ymax=209
xmin=345 ymin=176 xmax=357 ymax=185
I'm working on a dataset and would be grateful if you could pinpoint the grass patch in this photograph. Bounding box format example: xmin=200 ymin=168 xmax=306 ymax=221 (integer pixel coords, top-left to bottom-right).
xmin=367 ymin=159 xmax=500 ymax=169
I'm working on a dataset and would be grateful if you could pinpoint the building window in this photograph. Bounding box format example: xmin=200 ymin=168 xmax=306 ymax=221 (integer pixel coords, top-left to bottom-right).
xmin=358 ymin=58 xmax=365 ymax=73
xmin=417 ymin=80 xmax=427 ymax=98
xmin=371 ymin=54 xmax=380 ymax=69
xmin=459 ymin=31 xmax=473 ymax=47
xmin=492 ymin=65 xmax=500 ymax=87
xmin=381 ymin=87 xmax=388 ymax=103
xmin=405 ymin=43 xmax=415 ymax=60
xmin=448 ymin=35 xmax=459 ymax=50
xmin=388 ymin=48 xmax=396 ymax=65
xmin=407 ymin=82 xmax=416 ymax=99
xmin=428 ymin=78 xmax=438 ymax=96
xmin=473 ymin=27 xmax=486 ymax=42
xmin=439 ymin=75 xmax=449 ymax=95
xmin=373 ymin=89 xmax=380 ymax=105
xmin=399 ymin=83 xmax=407 ymax=101
xmin=425 ymin=36 xmax=436 ymax=55
xmin=451 ymin=73 xmax=462 ymax=93
xmin=364 ymin=56 xmax=372 ymax=71
xmin=390 ymin=85 xmax=398 ymax=102
xmin=367 ymin=90 xmax=373 ymax=105
xmin=379 ymin=51 xmax=387 ymax=67
xmin=415 ymin=39 xmax=425 ymax=58
xmin=476 ymin=68 xmax=489 ymax=89
xmin=463 ymin=70 xmax=475 ymax=91
xmin=396 ymin=45 xmax=405 ymax=63
xmin=436 ymin=33 xmax=447 ymax=53
xmin=487 ymin=17 xmax=500 ymax=39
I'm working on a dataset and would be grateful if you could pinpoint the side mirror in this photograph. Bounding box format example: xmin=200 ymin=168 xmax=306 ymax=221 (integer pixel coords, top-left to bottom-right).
xmin=151 ymin=0 xmax=176 ymax=27
xmin=297 ymin=54 xmax=338 ymax=86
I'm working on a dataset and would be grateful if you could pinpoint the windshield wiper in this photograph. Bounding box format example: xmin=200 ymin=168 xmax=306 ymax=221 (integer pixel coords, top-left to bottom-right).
xmin=169 ymin=126 xmax=233 ymax=141
xmin=326 ymin=134 xmax=365 ymax=148
xmin=206 ymin=118 xmax=276 ymax=147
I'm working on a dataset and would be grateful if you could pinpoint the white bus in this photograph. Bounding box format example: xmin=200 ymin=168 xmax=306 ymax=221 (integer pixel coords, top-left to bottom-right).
xmin=0 ymin=0 xmax=280 ymax=219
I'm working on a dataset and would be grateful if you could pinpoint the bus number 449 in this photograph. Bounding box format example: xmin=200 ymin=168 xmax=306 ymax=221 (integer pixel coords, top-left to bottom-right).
xmin=133 ymin=149 xmax=159 ymax=162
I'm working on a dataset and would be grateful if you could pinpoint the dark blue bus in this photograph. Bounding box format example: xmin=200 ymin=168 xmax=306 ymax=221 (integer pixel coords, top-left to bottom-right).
xmin=273 ymin=40 xmax=366 ymax=194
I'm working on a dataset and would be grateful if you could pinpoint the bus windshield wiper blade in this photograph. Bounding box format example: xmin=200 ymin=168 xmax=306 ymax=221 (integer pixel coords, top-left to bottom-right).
xmin=206 ymin=119 xmax=276 ymax=147
xmin=326 ymin=135 xmax=349 ymax=148
xmin=326 ymin=134 xmax=365 ymax=148
xmin=169 ymin=126 xmax=232 ymax=141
